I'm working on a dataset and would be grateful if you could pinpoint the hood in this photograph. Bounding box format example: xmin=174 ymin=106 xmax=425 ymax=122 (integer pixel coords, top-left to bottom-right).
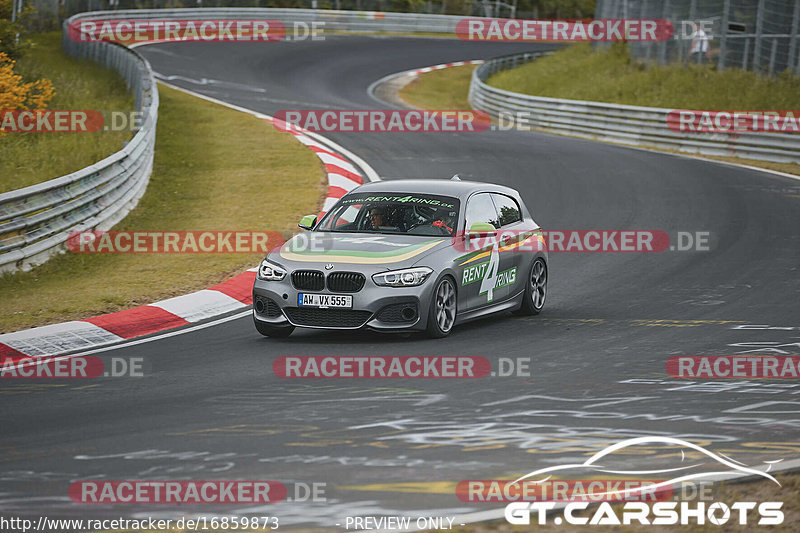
xmin=275 ymin=232 xmax=447 ymax=269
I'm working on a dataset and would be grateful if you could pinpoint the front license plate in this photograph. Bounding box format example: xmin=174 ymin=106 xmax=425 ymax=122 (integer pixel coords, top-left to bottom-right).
xmin=298 ymin=293 xmax=353 ymax=309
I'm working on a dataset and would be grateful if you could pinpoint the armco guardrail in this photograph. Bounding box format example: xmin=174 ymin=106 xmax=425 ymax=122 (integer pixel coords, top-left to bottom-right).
xmin=0 ymin=34 xmax=157 ymax=274
xmin=469 ymin=52 xmax=800 ymax=164
xmin=0 ymin=8 xmax=475 ymax=274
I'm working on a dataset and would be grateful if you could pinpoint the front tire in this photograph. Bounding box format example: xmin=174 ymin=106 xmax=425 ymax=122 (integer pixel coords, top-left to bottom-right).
xmin=254 ymin=317 xmax=294 ymax=338
xmin=517 ymin=258 xmax=547 ymax=316
xmin=426 ymin=276 xmax=457 ymax=338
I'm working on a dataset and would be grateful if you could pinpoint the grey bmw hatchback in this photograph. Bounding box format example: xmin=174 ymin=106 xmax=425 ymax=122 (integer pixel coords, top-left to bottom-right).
xmin=252 ymin=177 xmax=548 ymax=338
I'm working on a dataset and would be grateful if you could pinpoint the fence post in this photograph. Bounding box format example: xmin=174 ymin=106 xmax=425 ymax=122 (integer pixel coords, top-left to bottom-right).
xmin=768 ymin=38 xmax=777 ymax=76
xmin=640 ymin=0 xmax=649 ymax=61
xmin=658 ymin=0 xmax=670 ymax=64
xmin=789 ymin=0 xmax=800 ymax=75
xmin=753 ymin=0 xmax=765 ymax=72
xmin=742 ymin=38 xmax=750 ymax=69
xmin=718 ymin=0 xmax=730 ymax=71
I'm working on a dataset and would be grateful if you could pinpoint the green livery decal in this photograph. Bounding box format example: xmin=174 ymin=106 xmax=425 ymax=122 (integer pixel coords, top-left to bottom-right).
xmin=460 ymin=237 xmax=518 ymax=302
xmin=462 ymin=261 xmax=517 ymax=290
xmin=280 ymin=238 xmax=442 ymax=264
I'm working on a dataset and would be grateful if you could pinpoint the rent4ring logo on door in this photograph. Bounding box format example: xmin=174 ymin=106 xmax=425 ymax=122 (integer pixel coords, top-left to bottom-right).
xmin=461 ymin=242 xmax=517 ymax=302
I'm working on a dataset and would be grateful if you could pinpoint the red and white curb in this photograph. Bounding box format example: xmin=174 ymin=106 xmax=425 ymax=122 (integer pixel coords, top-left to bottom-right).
xmin=367 ymin=59 xmax=484 ymax=107
xmin=0 ymin=85 xmax=374 ymax=361
xmin=0 ymin=272 xmax=256 ymax=360
xmin=410 ymin=59 xmax=484 ymax=75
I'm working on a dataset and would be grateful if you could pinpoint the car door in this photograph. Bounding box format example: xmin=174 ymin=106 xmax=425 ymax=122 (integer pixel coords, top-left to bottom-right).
xmin=491 ymin=193 xmax=527 ymax=300
xmin=459 ymin=192 xmax=509 ymax=311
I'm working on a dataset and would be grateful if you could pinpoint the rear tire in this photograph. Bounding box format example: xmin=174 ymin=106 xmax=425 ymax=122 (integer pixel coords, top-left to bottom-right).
xmin=426 ymin=276 xmax=457 ymax=338
xmin=516 ymin=258 xmax=547 ymax=316
xmin=254 ymin=317 xmax=294 ymax=338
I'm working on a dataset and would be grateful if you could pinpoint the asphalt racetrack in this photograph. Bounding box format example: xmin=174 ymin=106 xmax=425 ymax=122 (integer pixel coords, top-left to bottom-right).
xmin=2 ymin=36 xmax=800 ymax=527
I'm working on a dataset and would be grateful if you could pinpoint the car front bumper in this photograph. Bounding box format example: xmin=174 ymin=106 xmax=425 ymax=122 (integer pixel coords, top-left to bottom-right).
xmin=252 ymin=277 xmax=437 ymax=331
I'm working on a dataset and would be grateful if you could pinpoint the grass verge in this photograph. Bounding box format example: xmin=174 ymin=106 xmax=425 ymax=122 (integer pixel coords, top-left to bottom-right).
xmin=0 ymin=32 xmax=134 ymax=193
xmin=0 ymin=83 xmax=325 ymax=333
xmin=489 ymin=42 xmax=800 ymax=109
xmin=398 ymin=56 xmax=800 ymax=177
xmin=398 ymin=64 xmax=475 ymax=110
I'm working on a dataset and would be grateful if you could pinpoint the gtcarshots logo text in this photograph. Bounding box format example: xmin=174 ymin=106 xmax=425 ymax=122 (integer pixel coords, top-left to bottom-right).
xmin=505 ymin=436 xmax=786 ymax=526
xmin=505 ymin=500 xmax=783 ymax=526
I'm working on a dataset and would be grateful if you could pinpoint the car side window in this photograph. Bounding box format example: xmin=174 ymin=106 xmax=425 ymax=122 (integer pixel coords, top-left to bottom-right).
xmin=492 ymin=194 xmax=522 ymax=227
xmin=465 ymin=193 xmax=500 ymax=230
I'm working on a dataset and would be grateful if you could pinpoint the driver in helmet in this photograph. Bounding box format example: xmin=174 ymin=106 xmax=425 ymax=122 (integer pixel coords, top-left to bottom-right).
xmin=368 ymin=206 xmax=386 ymax=229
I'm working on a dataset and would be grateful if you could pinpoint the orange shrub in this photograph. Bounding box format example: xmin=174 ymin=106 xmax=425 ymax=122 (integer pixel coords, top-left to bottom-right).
xmin=0 ymin=46 xmax=54 ymax=110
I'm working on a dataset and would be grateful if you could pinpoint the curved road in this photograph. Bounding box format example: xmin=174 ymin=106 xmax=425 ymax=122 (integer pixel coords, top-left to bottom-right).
xmin=2 ymin=36 xmax=800 ymax=526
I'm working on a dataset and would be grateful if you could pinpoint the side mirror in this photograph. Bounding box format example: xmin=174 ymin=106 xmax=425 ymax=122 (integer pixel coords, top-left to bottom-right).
xmin=298 ymin=214 xmax=317 ymax=230
xmin=468 ymin=222 xmax=495 ymax=235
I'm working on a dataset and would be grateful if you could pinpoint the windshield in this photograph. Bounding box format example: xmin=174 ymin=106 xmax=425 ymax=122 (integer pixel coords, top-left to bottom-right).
xmin=316 ymin=193 xmax=460 ymax=236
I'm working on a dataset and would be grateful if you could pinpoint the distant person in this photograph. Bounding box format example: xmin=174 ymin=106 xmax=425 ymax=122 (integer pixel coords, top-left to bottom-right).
xmin=689 ymin=23 xmax=709 ymax=64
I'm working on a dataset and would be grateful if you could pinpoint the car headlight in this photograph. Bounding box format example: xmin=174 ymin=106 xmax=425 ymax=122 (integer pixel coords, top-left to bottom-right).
xmin=257 ymin=258 xmax=287 ymax=281
xmin=372 ymin=267 xmax=433 ymax=287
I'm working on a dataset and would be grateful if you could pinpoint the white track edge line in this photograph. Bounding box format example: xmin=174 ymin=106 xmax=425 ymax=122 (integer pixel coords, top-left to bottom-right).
xmin=154 ymin=79 xmax=380 ymax=182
